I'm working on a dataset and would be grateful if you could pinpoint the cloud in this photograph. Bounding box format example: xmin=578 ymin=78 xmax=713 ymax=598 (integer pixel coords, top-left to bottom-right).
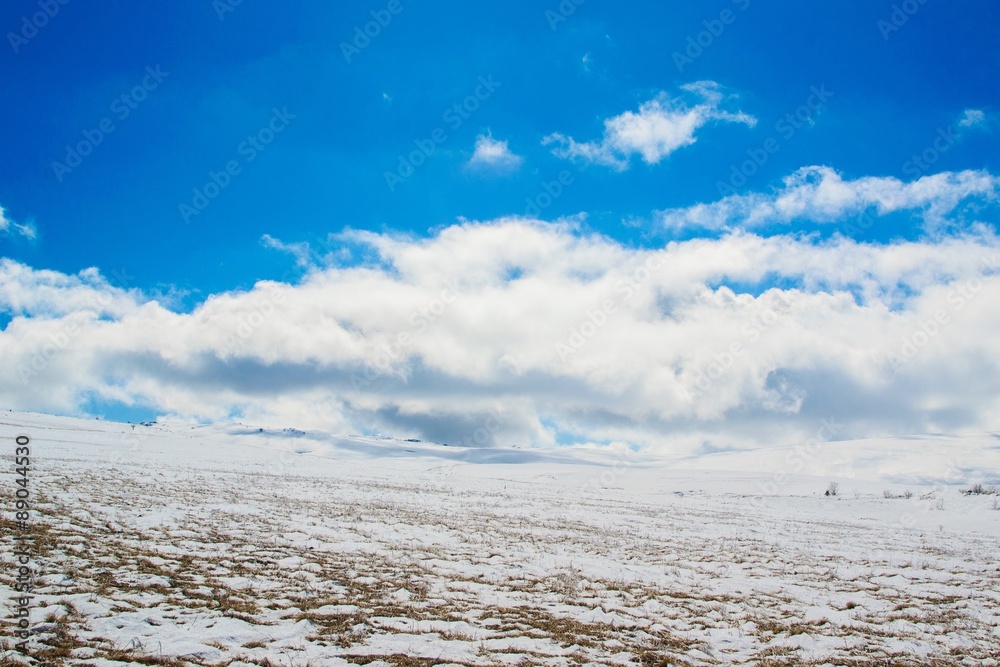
xmin=0 ymin=205 xmax=37 ymax=240
xmin=658 ymin=166 xmax=1000 ymax=233
xmin=261 ymin=233 xmax=316 ymax=268
xmin=542 ymin=81 xmax=756 ymax=171
xmin=467 ymin=133 xmax=523 ymax=174
xmin=958 ymin=108 xmax=987 ymax=129
xmin=2 ymin=216 xmax=1000 ymax=453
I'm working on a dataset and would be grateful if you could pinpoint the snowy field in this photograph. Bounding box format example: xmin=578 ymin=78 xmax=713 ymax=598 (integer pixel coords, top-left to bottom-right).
xmin=2 ymin=412 xmax=1000 ymax=666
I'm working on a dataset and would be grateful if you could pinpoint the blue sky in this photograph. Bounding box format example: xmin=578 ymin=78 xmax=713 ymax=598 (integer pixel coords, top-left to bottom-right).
xmin=1 ymin=1 xmax=999 ymax=450
xmin=3 ymin=0 xmax=997 ymax=296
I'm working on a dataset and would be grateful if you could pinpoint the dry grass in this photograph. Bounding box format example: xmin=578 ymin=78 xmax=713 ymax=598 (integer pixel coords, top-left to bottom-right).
xmin=2 ymin=443 xmax=997 ymax=667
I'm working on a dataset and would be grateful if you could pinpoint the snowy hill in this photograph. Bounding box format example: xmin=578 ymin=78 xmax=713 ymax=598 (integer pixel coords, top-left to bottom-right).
xmin=1 ymin=411 xmax=999 ymax=665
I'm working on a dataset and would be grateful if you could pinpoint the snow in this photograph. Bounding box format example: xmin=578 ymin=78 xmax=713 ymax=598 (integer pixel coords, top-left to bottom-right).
xmin=1 ymin=410 xmax=999 ymax=665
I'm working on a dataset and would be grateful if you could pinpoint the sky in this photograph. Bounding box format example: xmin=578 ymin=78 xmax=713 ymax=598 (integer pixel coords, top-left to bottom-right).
xmin=1 ymin=0 xmax=999 ymax=453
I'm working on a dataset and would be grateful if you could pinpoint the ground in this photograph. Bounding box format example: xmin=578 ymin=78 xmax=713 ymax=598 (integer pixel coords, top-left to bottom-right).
xmin=1 ymin=413 xmax=999 ymax=666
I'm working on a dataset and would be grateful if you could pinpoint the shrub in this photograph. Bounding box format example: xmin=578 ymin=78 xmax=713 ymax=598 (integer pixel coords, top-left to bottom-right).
xmin=961 ymin=483 xmax=998 ymax=496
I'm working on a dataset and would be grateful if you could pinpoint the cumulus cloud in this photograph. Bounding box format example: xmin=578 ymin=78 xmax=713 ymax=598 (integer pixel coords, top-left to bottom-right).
xmin=0 ymin=205 xmax=37 ymax=240
xmin=658 ymin=166 xmax=1000 ymax=233
xmin=2 ymin=217 xmax=1000 ymax=453
xmin=542 ymin=81 xmax=756 ymax=171
xmin=466 ymin=133 xmax=523 ymax=174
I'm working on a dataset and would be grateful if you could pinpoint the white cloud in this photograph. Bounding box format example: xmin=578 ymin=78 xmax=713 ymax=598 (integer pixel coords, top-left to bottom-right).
xmin=958 ymin=108 xmax=987 ymax=129
xmin=2 ymin=217 xmax=1000 ymax=453
xmin=543 ymin=81 xmax=756 ymax=171
xmin=467 ymin=133 xmax=523 ymax=174
xmin=658 ymin=166 xmax=1000 ymax=232
xmin=261 ymin=233 xmax=316 ymax=268
xmin=0 ymin=204 xmax=37 ymax=240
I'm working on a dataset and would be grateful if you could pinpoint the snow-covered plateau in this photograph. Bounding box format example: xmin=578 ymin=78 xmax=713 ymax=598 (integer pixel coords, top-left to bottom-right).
xmin=2 ymin=411 xmax=999 ymax=666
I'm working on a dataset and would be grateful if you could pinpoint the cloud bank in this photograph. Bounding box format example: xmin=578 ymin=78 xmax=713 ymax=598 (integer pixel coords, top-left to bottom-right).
xmin=658 ymin=166 xmax=1000 ymax=233
xmin=2 ymin=210 xmax=1000 ymax=453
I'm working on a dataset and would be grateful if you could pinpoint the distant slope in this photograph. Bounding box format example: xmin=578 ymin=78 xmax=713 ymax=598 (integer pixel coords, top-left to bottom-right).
xmin=2 ymin=410 xmax=998 ymax=489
